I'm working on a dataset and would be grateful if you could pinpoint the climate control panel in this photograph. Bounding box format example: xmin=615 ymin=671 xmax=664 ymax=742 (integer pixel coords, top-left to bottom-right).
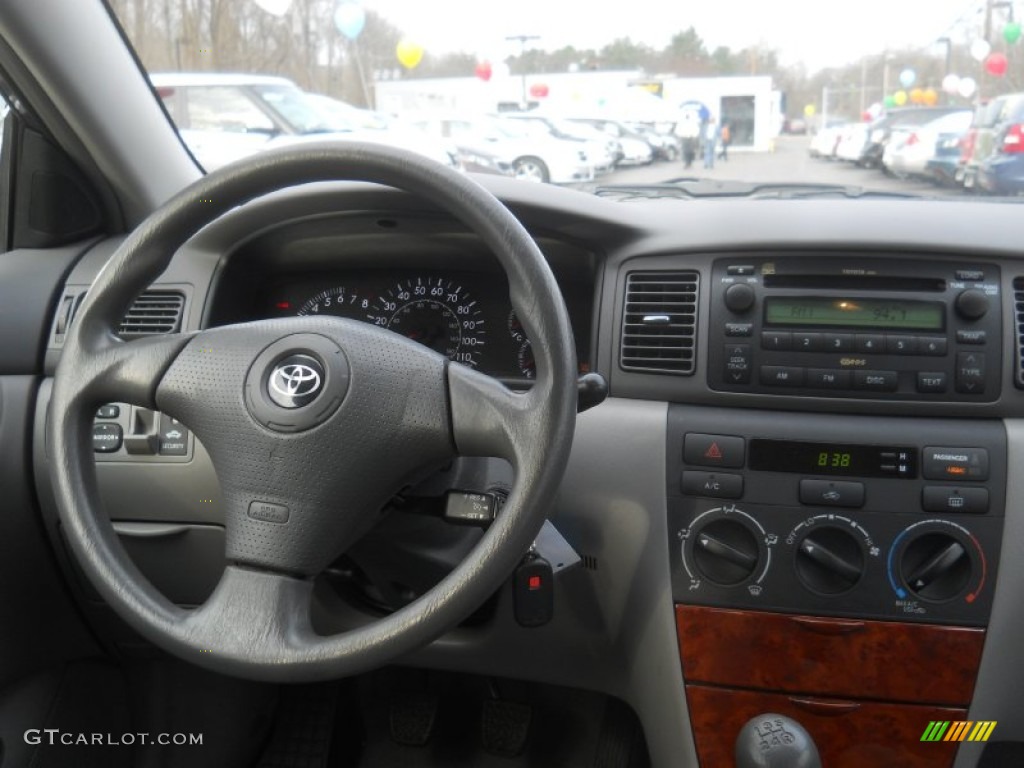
xmin=667 ymin=406 xmax=1005 ymax=626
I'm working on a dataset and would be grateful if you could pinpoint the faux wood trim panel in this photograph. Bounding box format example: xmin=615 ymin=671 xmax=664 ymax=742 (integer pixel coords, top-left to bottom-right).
xmin=676 ymin=605 xmax=984 ymax=706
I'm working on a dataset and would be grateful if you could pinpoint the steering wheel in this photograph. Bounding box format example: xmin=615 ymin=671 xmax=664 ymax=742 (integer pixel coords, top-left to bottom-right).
xmin=48 ymin=144 xmax=577 ymax=682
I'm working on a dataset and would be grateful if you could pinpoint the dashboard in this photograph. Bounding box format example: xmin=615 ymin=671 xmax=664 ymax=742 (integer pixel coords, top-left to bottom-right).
xmin=30 ymin=179 xmax=1024 ymax=768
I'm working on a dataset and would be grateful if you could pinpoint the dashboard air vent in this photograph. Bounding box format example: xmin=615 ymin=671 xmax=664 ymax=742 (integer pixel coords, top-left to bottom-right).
xmin=118 ymin=291 xmax=186 ymax=337
xmin=1014 ymin=277 xmax=1024 ymax=388
xmin=620 ymin=270 xmax=699 ymax=374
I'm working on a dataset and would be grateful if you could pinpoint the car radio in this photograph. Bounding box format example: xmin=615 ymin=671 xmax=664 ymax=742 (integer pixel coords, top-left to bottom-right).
xmin=706 ymin=257 xmax=1001 ymax=400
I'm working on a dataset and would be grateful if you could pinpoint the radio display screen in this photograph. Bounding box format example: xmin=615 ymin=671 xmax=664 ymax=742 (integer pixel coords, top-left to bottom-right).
xmin=764 ymin=297 xmax=944 ymax=330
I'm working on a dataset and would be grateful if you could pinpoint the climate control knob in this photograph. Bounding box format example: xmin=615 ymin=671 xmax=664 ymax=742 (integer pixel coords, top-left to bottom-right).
xmin=899 ymin=532 xmax=971 ymax=602
xmin=795 ymin=527 xmax=865 ymax=595
xmin=692 ymin=518 xmax=761 ymax=585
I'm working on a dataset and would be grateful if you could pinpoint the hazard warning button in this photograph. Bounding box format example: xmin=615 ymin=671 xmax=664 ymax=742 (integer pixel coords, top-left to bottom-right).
xmin=684 ymin=433 xmax=746 ymax=468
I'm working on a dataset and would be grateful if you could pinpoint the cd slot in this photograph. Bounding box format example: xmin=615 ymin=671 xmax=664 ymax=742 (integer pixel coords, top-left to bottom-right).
xmin=763 ymin=275 xmax=946 ymax=292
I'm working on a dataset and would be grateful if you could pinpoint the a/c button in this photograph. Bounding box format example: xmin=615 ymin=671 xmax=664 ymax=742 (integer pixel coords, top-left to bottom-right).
xmin=682 ymin=471 xmax=744 ymax=499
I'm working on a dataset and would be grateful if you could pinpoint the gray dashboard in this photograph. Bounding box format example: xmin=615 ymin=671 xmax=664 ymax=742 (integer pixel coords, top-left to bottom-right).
xmin=32 ymin=178 xmax=1024 ymax=767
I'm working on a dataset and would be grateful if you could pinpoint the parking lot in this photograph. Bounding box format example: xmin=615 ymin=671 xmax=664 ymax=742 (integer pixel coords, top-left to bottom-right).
xmin=589 ymin=134 xmax=963 ymax=197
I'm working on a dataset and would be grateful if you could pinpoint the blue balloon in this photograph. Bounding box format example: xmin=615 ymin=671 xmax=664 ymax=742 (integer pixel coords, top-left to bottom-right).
xmin=899 ymin=68 xmax=916 ymax=88
xmin=334 ymin=2 xmax=365 ymax=40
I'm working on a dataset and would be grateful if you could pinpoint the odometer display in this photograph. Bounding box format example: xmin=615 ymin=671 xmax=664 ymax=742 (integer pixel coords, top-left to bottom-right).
xmin=764 ymin=297 xmax=944 ymax=330
xmin=367 ymin=277 xmax=485 ymax=367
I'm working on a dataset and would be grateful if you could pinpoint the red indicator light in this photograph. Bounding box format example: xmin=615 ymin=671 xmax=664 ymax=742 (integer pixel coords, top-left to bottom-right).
xmin=275 ymin=301 xmax=291 ymax=310
xmin=705 ymin=442 xmax=723 ymax=460
xmin=946 ymin=466 xmax=966 ymax=476
xmin=528 ymin=575 xmax=542 ymax=590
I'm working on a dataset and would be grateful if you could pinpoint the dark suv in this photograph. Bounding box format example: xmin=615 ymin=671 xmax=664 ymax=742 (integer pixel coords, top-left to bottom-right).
xmin=976 ymin=93 xmax=1024 ymax=195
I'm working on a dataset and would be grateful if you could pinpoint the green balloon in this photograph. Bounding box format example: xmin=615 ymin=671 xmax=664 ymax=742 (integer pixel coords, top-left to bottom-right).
xmin=883 ymin=95 xmax=896 ymax=108
xmin=1005 ymin=21 xmax=1022 ymax=45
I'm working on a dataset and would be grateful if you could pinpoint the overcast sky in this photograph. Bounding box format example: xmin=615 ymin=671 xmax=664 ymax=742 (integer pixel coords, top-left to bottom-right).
xmin=367 ymin=0 xmax=998 ymax=71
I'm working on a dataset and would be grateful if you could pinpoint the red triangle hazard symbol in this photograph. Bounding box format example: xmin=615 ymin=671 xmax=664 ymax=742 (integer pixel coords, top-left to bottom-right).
xmin=704 ymin=442 xmax=723 ymax=460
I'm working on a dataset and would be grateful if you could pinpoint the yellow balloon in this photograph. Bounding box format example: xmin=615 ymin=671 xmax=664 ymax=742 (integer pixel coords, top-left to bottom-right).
xmin=396 ymin=38 xmax=424 ymax=69
xmin=803 ymin=104 xmax=817 ymax=117
xmin=893 ymin=90 xmax=908 ymax=106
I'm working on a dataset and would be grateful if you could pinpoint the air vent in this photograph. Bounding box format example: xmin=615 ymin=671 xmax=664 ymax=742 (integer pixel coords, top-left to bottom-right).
xmin=620 ymin=271 xmax=699 ymax=374
xmin=118 ymin=291 xmax=186 ymax=337
xmin=1014 ymin=277 xmax=1024 ymax=388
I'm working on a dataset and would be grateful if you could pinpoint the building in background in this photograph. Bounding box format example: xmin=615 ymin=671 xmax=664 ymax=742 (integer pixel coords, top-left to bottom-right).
xmin=374 ymin=71 xmax=780 ymax=151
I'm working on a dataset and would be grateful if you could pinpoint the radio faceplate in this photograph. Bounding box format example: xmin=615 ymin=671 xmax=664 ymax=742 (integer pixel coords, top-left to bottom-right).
xmin=707 ymin=258 xmax=1001 ymax=401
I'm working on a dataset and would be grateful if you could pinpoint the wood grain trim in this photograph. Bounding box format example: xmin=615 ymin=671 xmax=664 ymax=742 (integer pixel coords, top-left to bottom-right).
xmin=676 ymin=605 xmax=984 ymax=705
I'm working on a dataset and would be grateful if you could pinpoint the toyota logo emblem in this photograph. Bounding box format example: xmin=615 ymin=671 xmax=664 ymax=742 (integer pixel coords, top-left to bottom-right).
xmin=267 ymin=354 xmax=325 ymax=409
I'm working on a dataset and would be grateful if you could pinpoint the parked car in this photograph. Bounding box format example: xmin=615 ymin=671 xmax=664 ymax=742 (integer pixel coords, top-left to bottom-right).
xmin=503 ymin=113 xmax=619 ymax=172
xmin=564 ymin=118 xmax=657 ymax=165
xmin=411 ymin=115 xmax=594 ymax=183
xmin=860 ymin=107 xmax=964 ymax=169
xmin=151 ymin=73 xmax=460 ymax=171
xmin=808 ymin=121 xmax=847 ymax=158
xmin=835 ymin=122 xmax=871 ymax=164
xmin=883 ymin=110 xmax=972 ymax=179
xmin=976 ymin=93 xmax=1024 ymax=195
xmin=302 ymin=93 xmax=462 ymax=169
xmin=958 ymin=97 xmax=1011 ymax=189
xmin=624 ymin=121 xmax=680 ymax=160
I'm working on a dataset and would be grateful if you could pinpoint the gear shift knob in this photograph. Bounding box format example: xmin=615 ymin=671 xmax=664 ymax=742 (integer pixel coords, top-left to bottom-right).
xmin=735 ymin=713 xmax=822 ymax=768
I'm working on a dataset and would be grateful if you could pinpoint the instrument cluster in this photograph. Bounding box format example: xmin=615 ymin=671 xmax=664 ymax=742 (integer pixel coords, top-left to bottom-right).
xmin=262 ymin=271 xmax=591 ymax=381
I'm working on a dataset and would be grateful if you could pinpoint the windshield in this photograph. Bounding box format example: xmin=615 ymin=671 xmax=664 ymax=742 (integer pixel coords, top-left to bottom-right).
xmin=112 ymin=0 xmax=1024 ymax=199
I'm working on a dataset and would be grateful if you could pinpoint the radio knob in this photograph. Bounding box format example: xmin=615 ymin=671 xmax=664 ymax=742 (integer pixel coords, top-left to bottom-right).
xmin=724 ymin=283 xmax=756 ymax=314
xmin=955 ymin=288 xmax=989 ymax=321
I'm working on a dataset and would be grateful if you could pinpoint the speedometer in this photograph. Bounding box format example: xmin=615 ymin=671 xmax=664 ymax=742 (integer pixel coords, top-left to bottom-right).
xmin=368 ymin=277 xmax=485 ymax=367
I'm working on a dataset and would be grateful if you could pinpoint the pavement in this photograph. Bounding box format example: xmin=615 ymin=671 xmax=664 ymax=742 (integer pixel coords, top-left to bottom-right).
xmin=581 ymin=135 xmax=963 ymax=197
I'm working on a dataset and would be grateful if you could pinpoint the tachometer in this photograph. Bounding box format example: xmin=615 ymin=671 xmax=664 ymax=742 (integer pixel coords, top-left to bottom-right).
xmin=368 ymin=277 xmax=485 ymax=367
xmin=297 ymin=286 xmax=370 ymax=317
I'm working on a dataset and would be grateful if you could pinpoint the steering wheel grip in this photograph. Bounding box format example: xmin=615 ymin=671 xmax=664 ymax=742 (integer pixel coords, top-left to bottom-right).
xmin=48 ymin=143 xmax=577 ymax=681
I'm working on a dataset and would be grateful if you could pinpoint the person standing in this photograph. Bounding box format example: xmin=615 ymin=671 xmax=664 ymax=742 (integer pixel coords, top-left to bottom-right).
xmin=676 ymin=111 xmax=701 ymax=169
xmin=719 ymin=120 xmax=731 ymax=161
xmin=703 ymin=117 xmax=718 ymax=170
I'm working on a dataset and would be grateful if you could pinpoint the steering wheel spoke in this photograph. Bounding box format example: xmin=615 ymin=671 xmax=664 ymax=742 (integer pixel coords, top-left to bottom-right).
xmin=447 ymin=362 xmax=535 ymax=463
xmin=177 ymin=565 xmax=316 ymax=668
xmin=62 ymin=331 xmax=194 ymax=410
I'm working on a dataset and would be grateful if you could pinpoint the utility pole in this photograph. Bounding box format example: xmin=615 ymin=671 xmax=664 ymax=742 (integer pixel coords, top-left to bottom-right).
xmin=506 ymin=34 xmax=540 ymax=109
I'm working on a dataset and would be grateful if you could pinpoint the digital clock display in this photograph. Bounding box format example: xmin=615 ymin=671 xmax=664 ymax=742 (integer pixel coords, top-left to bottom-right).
xmin=764 ymin=297 xmax=944 ymax=330
xmin=748 ymin=439 xmax=918 ymax=478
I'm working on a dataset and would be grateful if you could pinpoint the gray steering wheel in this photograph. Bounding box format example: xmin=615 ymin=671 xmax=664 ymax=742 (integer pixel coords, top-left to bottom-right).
xmin=48 ymin=143 xmax=577 ymax=682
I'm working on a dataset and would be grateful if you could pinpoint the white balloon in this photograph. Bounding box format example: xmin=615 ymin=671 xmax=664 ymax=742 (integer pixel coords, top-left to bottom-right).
xmin=254 ymin=0 xmax=292 ymax=15
xmin=941 ymin=74 xmax=961 ymax=95
xmin=970 ymin=39 xmax=991 ymax=62
xmin=958 ymin=76 xmax=977 ymax=99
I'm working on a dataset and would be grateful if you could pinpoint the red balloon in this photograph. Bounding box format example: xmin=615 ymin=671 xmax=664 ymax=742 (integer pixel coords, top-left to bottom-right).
xmin=474 ymin=61 xmax=492 ymax=82
xmin=529 ymin=82 xmax=549 ymax=98
xmin=986 ymin=52 xmax=1009 ymax=77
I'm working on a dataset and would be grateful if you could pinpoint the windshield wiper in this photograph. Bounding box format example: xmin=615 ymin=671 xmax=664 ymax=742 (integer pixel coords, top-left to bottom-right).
xmin=594 ymin=179 xmax=924 ymax=201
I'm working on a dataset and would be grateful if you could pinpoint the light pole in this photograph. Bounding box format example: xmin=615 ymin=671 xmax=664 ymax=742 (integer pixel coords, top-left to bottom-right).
xmin=505 ymin=34 xmax=540 ymax=108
